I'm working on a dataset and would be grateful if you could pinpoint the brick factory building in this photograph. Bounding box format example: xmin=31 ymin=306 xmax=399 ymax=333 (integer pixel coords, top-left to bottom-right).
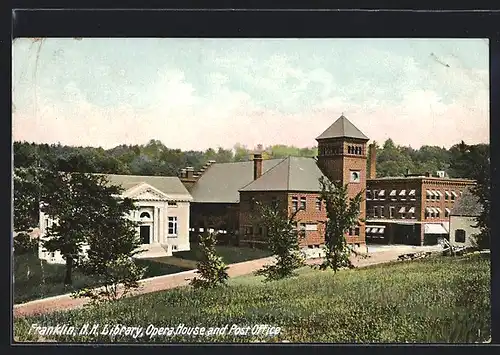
xmin=180 ymin=114 xmax=475 ymax=248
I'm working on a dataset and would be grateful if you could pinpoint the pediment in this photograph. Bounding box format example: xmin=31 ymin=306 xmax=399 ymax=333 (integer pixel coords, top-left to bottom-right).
xmin=125 ymin=183 xmax=169 ymax=201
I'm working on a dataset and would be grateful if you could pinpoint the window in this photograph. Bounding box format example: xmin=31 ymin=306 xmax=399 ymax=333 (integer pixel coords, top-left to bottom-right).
xmin=168 ymin=217 xmax=178 ymax=236
xmin=408 ymin=207 xmax=416 ymax=219
xmin=350 ymin=170 xmax=361 ymax=183
xmin=315 ymin=197 xmax=322 ymax=211
xmin=299 ymin=223 xmax=306 ymax=237
xmin=300 ymin=197 xmax=307 ymax=210
xmin=399 ymin=206 xmax=406 ymax=219
xmin=455 ymin=229 xmax=466 ymax=243
xmin=409 ymin=190 xmax=416 ymax=200
xmin=378 ymin=190 xmax=386 ymax=200
xmin=373 ymin=190 xmax=379 ymax=200
xmin=426 ymin=190 xmax=433 ymax=200
xmin=257 ymin=226 xmax=263 ymax=236
xmin=379 ymin=206 xmax=385 ymax=218
xmin=348 ymin=146 xmax=353 ymax=154
xmin=245 ymin=226 xmax=253 ymax=235
xmin=372 ymin=206 xmax=377 ymax=218
xmin=140 ymin=212 xmax=151 ymax=219
xmin=389 ymin=206 xmax=395 ymax=219
xmin=172 ymin=245 xmax=178 ymax=251
xmin=445 ymin=208 xmax=451 ymax=217
xmin=451 ymin=191 xmax=457 ymax=201
xmin=168 ymin=201 xmax=178 ymax=207
xmin=399 ymin=190 xmax=406 ymax=200
xmin=445 ymin=191 xmax=450 ymax=200
xmin=366 ymin=190 xmax=372 ymax=200
xmin=354 ymin=227 xmax=360 ymax=236
xmin=292 ymin=196 xmax=298 ymax=212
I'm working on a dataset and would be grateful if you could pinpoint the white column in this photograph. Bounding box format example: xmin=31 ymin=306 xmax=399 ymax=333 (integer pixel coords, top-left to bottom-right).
xmin=153 ymin=206 xmax=159 ymax=243
xmin=159 ymin=205 xmax=165 ymax=244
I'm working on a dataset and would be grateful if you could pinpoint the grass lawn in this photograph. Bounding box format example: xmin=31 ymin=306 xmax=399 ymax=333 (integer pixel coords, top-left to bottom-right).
xmin=13 ymin=252 xmax=190 ymax=304
xmin=14 ymin=253 xmax=490 ymax=343
xmin=174 ymin=244 xmax=272 ymax=264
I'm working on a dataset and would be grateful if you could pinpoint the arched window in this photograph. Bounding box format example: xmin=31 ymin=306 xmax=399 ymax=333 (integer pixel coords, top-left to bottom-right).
xmin=140 ymin=212 xmax=151 ymax=219
xmin=455 ymin=229 xmax=466 ymax=243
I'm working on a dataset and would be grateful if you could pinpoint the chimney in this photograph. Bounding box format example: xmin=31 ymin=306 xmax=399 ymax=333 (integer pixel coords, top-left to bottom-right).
xmin=186 ymin=166 xmax=195 ymax=179
xmin=253 ymin=151 xmax=263 ymax=180
xmin=368 ymin=143 xmax=377 ymax=179
xmin=425 ymin=172 xmax=432 ymax=177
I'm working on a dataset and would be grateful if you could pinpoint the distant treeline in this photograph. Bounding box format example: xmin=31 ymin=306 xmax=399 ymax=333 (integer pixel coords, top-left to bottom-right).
xmin=13 ymin=139 xmax=488 ymax=179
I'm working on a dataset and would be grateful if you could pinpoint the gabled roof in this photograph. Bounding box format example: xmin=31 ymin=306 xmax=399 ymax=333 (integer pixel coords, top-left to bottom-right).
xmin=189 ymin=159 xmax=283 ymax=203
xmin=450 ymin=187 xmax=483 ymax=217
xmin=239 ymin=156 xmax=327 ymax=192
xmin=101 ymin=174 xmax=191 ymax=200
xmin=316 ymin=115 xmax=369 ymax=141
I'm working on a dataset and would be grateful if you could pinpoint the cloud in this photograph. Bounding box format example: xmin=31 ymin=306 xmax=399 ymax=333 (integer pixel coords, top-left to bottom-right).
xmin=12 ymin=40 xmax=489 ymax=151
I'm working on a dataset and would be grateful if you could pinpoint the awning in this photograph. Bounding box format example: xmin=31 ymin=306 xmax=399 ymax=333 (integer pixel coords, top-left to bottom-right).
xmin=408 ymin=207 xmax=415 ymax=213
xmin=424 ymin=223 xmax=448 ymax=234
xmin=409 ymin=190 xmax=416 ymax=196
xmin=451 ymin=191 xmax=458 ymax=197
xmin=445 ymin=191 xmax=451 ymax=197
xmin=390 ymin=190 xmax=397 ymax=196
xmin=399 ymin=190 xmax=406 ymax=196
xmin=399 ymin=206 xmax=406 ymax=213
xmin=378 ymin=190 xmax=385 ymax=197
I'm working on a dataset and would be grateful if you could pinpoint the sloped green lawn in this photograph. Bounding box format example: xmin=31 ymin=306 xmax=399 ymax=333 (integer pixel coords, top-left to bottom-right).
xmin=14 ymin=252 xmax=189 ymax=304
xmin=14 ymin=254 xmax=490 ymax=343
xmin=174 ymin=244 xmax=272 ymax=264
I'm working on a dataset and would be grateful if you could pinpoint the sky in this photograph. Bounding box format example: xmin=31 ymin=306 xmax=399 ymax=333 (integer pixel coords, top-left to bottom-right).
xmin=12 ymin=38 xmax=490 ymax=151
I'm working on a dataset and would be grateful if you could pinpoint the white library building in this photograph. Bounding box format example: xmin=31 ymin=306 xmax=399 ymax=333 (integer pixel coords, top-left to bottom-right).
xmin=38 ymin=174 xmax=193 ymax=264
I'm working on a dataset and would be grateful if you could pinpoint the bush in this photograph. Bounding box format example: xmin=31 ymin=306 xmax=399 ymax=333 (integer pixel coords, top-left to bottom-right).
xmin=190 ymin=232 xmax=229 ymax=289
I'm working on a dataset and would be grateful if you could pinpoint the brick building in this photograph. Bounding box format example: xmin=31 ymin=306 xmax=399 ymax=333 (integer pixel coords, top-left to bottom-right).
xmin=180 ymin=115 xmax=370 ymax=250
xmin=365 ymin=164 xmax=475 ymax=245
xmin=180 ymin=114 xmax=474 ymax=249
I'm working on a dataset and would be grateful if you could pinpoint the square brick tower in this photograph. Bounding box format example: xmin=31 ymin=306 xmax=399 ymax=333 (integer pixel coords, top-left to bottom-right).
xmin=315 ymin=115 xmax=369 ymax=246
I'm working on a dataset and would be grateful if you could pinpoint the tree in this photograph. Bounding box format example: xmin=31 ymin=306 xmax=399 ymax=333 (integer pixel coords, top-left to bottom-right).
xmin=254 ymin=201 xmax=305 ymax=281
xmin=190 ymin=232 xmax=229 ymax=289
xmin=73 ymin=184 xmax=146 ymax=303
xmin=467 ymin=145 xmax=490 ymax=249
xmin=40 ymin=170 xmax=129 ymax=285
xmin=318 ymin=176 xmax=364 ymax=272
xmin=13 ymin=166 xmax=41 ymax=235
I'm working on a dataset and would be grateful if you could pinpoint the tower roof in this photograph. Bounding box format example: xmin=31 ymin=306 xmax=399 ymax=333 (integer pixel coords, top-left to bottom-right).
xmin=316 ymin=115 xmax=369 ymax=141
